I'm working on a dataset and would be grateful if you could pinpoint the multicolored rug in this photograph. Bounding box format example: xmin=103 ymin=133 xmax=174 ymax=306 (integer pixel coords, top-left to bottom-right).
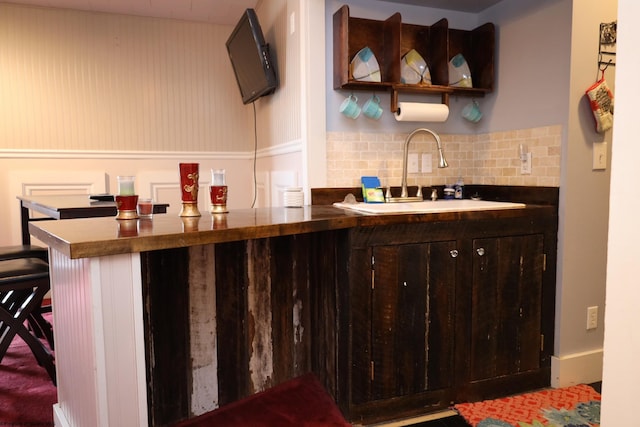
xmin=453 ymin=384 xmax=600 ymax=427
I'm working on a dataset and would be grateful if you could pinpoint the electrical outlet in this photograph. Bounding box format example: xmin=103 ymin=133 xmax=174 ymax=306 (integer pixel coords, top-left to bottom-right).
xmin=408 ymin=153 xmax=419 ymax=173
xmin=421 ymin=153 xmax=433 ymax=173
xmin=587 ymin=306 xmax=598 ymax=330
xmin=593 ymin=141 xmax=607 ymax=170
xmin=520 ymin=152 xmax=532 ymax=175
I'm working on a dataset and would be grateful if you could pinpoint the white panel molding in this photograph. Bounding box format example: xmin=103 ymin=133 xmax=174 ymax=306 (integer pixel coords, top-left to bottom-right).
xmin=3 ymin=139 xmax=304 ymax=243
xmin=12 ymin=171 xmax=107 ymax=196
xmin=270 ymin=171 xmax=299 ymax=207
xmin=22 ymin=183 xmax=99 ymax=197
xmin=137 ymin=170 xmax=211 ymax=216
xmin=0 ymin=140 xmax=303 ymax=160
xmin=8 ymin=170 xmax=107 ymax=243
xmin=255 ymin=139 xmax=304 ymax=158
xmin=255 ymin=171 xmax=269 ymax=208
xmin=0 ymin=149 xmax=251 ymax=160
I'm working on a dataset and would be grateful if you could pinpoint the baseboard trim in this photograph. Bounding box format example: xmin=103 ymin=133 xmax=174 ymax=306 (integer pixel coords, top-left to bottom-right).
xmin=551 ymin=348 xmax=603 ymax=388
xmin=53 ymin=403 xmax=71 ymax=427
xmin=362 ymin=409 xmax=459 ymax=427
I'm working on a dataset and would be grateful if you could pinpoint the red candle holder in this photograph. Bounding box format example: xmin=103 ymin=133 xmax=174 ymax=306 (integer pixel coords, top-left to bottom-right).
xmin=117 ymin=219 xmax=139 ymax=237
xmin=210 ymin=185 xmax=228 ymax=213
xmin=181 ymin=217 xmax=200 ymax=232
xmin=115 ymin=195 xmax=139 ymax=220
xmin=138 ymin=218 xmax=153 ymax=233
xmin=137 ymin=198 xmax=153 ymax=219
xmin=211 ymin=213 xmax=228 ymax=229
xmin=179 ymin=163 xmax=201 ymax=217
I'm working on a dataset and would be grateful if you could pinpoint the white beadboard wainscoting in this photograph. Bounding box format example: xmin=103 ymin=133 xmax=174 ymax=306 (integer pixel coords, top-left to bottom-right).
xmin=0 ymin=3 xmax=252 ymax=154
xmin=0 ymin=2 xmax=303 ymax=162
xmin=50 ymin=250 xmax=148 ymax=427
xmin=1 ymin=144 xmax=304 ymax=247
xmin=1 ymin=1 xmax=308 ymax=246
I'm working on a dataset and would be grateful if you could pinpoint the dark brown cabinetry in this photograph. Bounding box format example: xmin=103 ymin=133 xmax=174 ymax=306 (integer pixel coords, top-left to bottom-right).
xmin=340 ymin=215 xmax=555 ymax=425
xmin=333 ymin=5 xmax=495 ymax=110
xmin=349 ymin=240 xmax=457 ymax=413
xmin=469 ymin=235 xmax=544 ymax=383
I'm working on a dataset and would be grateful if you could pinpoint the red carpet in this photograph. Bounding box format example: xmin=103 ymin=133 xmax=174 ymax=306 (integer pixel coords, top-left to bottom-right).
xmin=453 ymin=384 xmax=600 ymax=427
xmin=0 ymin=319 xmax=56 ymax=426
xmin=173 ymin=373 xmax=351 ymax=426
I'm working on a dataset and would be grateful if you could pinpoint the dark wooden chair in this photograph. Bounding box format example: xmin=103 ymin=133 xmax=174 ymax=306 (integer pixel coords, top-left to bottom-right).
xmin=0 ymin=245 xmax=56 ymax=385
xmin=0 ymin=245 xmax=53 ymax=343
xmin=0 ymin=245 xmax=49 ymax=262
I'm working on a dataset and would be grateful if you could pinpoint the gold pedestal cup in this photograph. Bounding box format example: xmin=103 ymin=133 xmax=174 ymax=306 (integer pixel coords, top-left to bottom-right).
xmin=115 ymin=195 xmax=139 ymax=220
xmin=210 ymin=184 xmax=228 ymax=214
xmin=179 ymin=163 xmax=201 ymax=217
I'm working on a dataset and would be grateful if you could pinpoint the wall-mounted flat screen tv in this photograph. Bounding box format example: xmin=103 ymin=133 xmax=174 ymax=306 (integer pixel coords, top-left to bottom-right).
xmin=226 ymin=9 xmax=277 ymax=105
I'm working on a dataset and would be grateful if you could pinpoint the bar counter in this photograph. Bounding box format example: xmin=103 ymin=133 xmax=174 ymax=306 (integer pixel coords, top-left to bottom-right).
xmin=29 ymin=203 xmax=554 ymax=259
xmin=31 ymin=196 xmax=557 ymax=427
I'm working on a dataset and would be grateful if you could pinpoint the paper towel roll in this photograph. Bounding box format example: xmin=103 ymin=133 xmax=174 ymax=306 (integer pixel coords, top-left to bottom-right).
xmin=394 ymin=102 xmax=449 ymax=122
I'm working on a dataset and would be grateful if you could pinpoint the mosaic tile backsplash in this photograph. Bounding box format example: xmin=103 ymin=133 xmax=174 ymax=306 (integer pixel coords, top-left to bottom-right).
xmin=326 ymin=125 xmax=561 ymax=189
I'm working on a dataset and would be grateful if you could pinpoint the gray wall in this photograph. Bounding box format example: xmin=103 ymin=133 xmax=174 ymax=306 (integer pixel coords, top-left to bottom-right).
xmin=325 ymin=0 xmax=483 ymax=134
xmin=478 ymin=0 xmax=572 ymax=132
xmin=325 ymin=0 xmax=614 ymax=385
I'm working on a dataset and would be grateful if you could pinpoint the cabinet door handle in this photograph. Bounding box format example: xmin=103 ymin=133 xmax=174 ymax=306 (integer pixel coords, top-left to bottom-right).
xmin=449 ymin=249 xmax=459 ymax=258
xmin=476 ymin=248 xmax=485 ymax=256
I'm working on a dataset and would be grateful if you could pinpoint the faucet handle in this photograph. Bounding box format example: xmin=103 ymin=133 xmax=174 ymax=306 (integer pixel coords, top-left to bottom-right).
xmin=416 ymin=185 xmax=422 ymax=198
xmin=385 ymin=186 xmax=391 ymax=202
xmin=431 ymin=188 xmax=438 ymax=201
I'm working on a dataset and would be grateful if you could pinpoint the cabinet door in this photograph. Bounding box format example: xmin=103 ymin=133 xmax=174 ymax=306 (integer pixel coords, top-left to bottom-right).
xmin=469 ymin=234 xmax=544 ymax=381
xmin=351 ymin=241 xmax=457 ymax=404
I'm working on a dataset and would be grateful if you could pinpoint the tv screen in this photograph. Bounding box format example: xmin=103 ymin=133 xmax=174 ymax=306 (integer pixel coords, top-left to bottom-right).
xmin=226 ymin=9 xmax=277 ymax=104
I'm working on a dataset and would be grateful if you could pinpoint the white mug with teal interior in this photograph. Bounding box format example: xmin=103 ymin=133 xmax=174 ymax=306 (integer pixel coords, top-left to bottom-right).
xmin=362 ymin=95 xmax=383 ymax=120
xmin=340 ymin=94 xmax=361 ymax=119
xmin=462 ymin=100 xmax=482 ymax=123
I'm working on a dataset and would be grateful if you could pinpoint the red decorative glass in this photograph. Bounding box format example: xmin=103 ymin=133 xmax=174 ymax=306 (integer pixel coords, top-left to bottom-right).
xmin=179 ymin=163 xmax=201 ymax=217
xmin=179 ymin=163 xmax=199 ymax=202
xmin=115 ymin=195 xmax=139 ymax=220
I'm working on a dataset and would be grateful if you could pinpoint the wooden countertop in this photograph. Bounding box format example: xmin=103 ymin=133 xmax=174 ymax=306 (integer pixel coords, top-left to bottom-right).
xmin=30 ymin=202 xmax=557 ymax=259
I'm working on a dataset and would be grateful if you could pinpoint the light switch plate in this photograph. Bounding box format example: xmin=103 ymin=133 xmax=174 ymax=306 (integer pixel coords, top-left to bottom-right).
xmin=593 ymin=141 xmax=607 ymax=170
xmin=587 ymin=306 xmax=598 ymax=330
xmin=408 ymin=153 xmax=419 ymax=174
xmin=421 ymin=153 xmax=432 ymax=173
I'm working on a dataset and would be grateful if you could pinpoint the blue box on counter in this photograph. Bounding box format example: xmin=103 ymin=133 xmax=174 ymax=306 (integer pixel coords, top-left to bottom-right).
xmin=361 ymin=176 xmax=385 ymax=203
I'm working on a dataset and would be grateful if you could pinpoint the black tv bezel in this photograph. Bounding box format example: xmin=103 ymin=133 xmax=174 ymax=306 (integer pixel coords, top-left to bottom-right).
xmin=226 ymin=8 xmax=277 ymax=105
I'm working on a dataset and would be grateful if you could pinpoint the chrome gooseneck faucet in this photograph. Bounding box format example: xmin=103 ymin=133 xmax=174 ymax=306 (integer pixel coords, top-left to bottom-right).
xmin=400 ymin=128 xmax=449 ymax=199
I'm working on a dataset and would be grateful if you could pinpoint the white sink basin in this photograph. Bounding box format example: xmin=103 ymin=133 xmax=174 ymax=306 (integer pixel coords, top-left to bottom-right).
xmin=333 ymin=199 xmax=526 ymax=214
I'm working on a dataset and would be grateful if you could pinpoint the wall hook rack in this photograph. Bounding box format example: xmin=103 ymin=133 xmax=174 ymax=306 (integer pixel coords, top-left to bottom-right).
xmin=598 ymin=21 xmax=616 ymax=68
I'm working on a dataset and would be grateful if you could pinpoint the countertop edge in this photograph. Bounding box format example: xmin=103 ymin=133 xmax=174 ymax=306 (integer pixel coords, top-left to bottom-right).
xmin=30 ymin=203 xmax=557 ymax=259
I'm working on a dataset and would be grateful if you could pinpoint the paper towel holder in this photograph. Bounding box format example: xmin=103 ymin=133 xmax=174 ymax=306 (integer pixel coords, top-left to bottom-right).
xmin=390 ymin=86 xmax=451 ymax=113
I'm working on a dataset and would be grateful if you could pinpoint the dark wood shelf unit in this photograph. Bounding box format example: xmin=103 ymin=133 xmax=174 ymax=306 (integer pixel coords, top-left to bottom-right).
xmin=333 ymin=5 xmax=495 ymax=112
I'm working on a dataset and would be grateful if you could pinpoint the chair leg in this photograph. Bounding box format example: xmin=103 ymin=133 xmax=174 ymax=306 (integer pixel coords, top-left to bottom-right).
xmin=27 ymin=311 xmax=54 ymax=350
xmin=0 ymin=289 xmax=27 ymax=361
xmin=0 ymin=287 xmax=56 ymax=385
